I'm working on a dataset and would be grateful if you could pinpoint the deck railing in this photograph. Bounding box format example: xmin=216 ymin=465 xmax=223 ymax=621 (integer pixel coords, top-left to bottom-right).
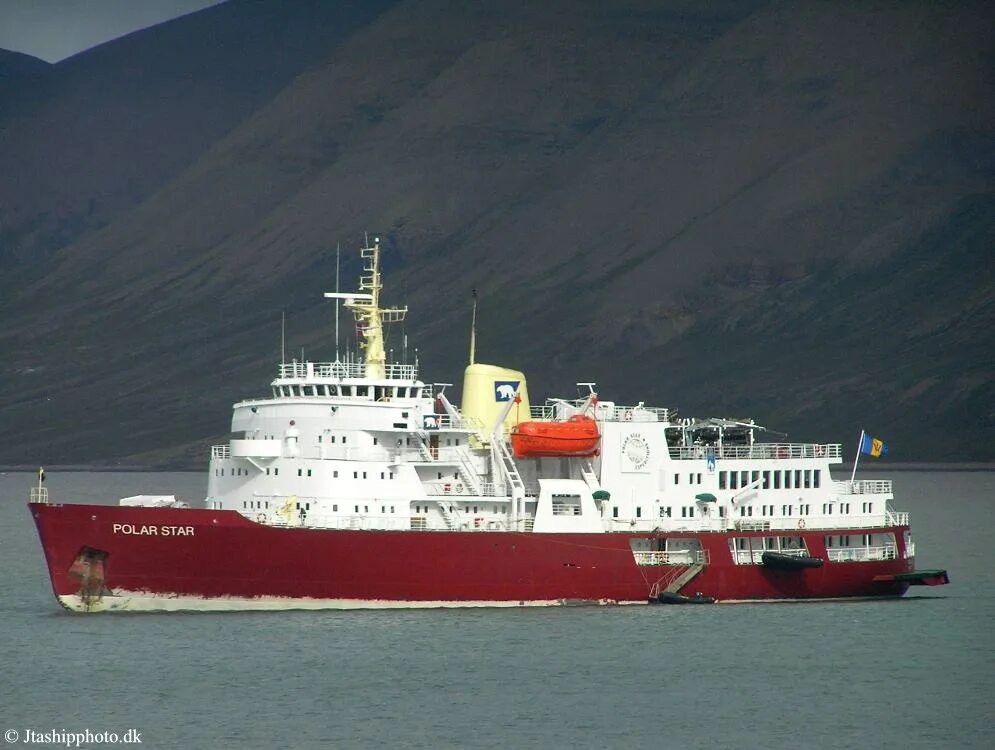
xmin=826 ymin=545 xmax=897 ymax=563
xmin=669 ymin=443 xmax=842 ymax=461
xmin=277 ymin=361 xmax=419 ymax=381
xmin=212 ymin=445 xmax=231 ymax=459
xmin=632 ymin=549 xmax=709 ymax=566
xmin=833 ymin=480 xmax=893 ymax=495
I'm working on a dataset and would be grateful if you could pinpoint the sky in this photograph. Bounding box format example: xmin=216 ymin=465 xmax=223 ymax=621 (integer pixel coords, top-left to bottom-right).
xmin=0 ymin=0 xmax=224 ymax=62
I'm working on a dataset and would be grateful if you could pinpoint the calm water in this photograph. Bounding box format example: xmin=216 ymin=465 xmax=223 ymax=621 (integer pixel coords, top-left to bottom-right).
xmin=1 ymin=470 xmax=992 ymax=749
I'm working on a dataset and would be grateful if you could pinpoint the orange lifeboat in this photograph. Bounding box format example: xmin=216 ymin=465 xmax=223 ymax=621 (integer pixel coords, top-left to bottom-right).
xmin=511 ymin=415 xmax=600 ymax=458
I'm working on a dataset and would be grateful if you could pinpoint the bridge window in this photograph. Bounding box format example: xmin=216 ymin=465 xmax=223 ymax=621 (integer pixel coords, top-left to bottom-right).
xmin=740 ymin=471 xmax=749 ymax=487
xmin=773 ymin=471 xmax=781 ymax=489
xmin=659 ymin=506 xmax=672 ymax=518
xmin=729 ymin=472 xmax=738 ymax=489
xmin=813 ymin=470 xmax=821 ymax=488
xmin=804 ymin=470 xmax=812 ymax=488
xmin=794 ymin=470 xmax=802 ymax=487
xmin=719 ymin=472 xmax=727 ymax=489
xmin=307 ymin=469 xmax=312 ymax=477
xmin=674 ymin=474 xmax=679 ymax=485
xmin=763 ymin=471 xmax=770 ymax=489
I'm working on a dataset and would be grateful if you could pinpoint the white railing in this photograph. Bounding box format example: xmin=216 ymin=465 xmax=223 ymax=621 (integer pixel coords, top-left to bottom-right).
xmin=886 ymin=510 xmax=909 ymax=526
xmin=632 ymin=549 xmax=708 ymax=566
xmin=670 ymin=443 xmax=841 ymax=460
xmin=826 ymin=545 xmax=898 ymax=563
xmin=528 ymin=403 xmax=672 ymax=422
xmin=277 ymin=361 xmax=419 ymax=381
xmin=424 ymin=482 xmax=507 ymax=498
xmin=30 ymin=487 xmax=49 ymax=504
xmin=212 ymin=445 xmax=231 ymax=458
xmin=833 ymin=480 xmax=893 ymax=495
xmin=733 ymin=550 xmax=766 ymax=565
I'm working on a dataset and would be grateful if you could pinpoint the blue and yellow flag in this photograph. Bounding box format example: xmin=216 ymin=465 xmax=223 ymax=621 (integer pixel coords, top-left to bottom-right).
xmin=860 ymin=434 xmax=888 ymax=458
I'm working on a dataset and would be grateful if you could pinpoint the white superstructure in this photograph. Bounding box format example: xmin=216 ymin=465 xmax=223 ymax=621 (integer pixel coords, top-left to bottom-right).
xmin=205 ymin=239 xmax=904 ymax=548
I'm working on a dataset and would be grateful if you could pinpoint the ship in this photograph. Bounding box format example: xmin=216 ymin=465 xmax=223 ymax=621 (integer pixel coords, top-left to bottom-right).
xmin=29 ymin=238 xmax=949 ymax=612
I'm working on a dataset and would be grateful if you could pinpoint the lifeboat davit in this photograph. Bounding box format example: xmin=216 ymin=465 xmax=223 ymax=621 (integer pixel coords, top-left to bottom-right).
xmin=511 ymin=415 xmax=600 ymax=458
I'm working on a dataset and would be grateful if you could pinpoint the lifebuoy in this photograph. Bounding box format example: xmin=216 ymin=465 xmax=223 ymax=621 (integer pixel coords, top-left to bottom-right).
xmin=776 ymin=446 xmax=788 ymax=459
xmin=815 ymin=445 xmax=825 ymax=458
xmin=443 ymin=483 xmax=452 ymax=494
xmin=256 ymin=513 xmax=266 ymax=523
xmin=734 ymin=520 xmax=742 ymax=531
xmin=798 ymin=519 xmax=806 ymax=529
xmin=455 ymin=483 xmax=464 ymax=494
xmin=474 ymin=517 xmax=482 ymax=528
xmin=623 ymin=410 xmax=633 ymax=421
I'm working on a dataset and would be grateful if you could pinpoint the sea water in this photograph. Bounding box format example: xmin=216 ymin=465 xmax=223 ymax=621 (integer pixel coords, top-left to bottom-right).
xmin=1 ymin=470 xmax=992 ymax=749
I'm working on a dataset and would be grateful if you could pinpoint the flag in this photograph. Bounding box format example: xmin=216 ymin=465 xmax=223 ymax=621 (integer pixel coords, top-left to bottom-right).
xmin=860 ymin=434 xmax=888 ymax=458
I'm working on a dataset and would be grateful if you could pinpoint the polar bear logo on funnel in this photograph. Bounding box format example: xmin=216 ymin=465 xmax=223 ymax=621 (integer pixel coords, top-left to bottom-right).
xmin=494 ymin=382 xmax=519 ymax=401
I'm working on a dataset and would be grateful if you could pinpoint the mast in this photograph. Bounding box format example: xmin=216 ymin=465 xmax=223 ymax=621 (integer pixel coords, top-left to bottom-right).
xmin=324 ymin=237 xmax=407 ymax=379
xmin=469 ymin=288 xmax=478 ymax=365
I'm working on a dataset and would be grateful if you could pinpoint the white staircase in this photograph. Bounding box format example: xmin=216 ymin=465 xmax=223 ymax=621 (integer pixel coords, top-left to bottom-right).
xmin=580 ymin=461 xmax=600 ymax=490
xmin=415 ymin=431 xmax=483 ymax=496
xmin=493 ymin=438 xmax=527 ymax=525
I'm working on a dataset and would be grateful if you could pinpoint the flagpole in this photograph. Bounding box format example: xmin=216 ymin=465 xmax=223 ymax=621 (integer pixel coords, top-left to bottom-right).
xmin=850 ymin=429 xmax=865 ymax=482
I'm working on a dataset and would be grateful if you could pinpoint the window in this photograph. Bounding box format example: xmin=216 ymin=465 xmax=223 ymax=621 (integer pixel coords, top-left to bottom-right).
xmin=333 ymin=470 xmax=339 ymax=478
xmin=659 ymin=507 xmax=672 ymax=518
xmin=333 ymin=504 xmax=338 ymax=512
xmin=307 ymin=469 xmax=312 ymax=477
xmin=794 ymin=470 xmax=801 ymax=487
xmin=751 ymin=471 xmax=759 ymax=486
xmin=353 ymin=471 xmax=358 ymax=479
xmin=804 ymin=470 xmax=811 ymax=488
xmin=373 ymin=438 xmax=378 ymax=445
xmin=719 ymin=472 xmax=727 ymax=490
xmin=730 ymin=472 xmax=739 ymax=490
xmin=636 ymin=507 xmax=642 ymax=518
xmin=612 ymin=507 xmax=619 ymax=518
xmin=773 ymin=471 xmax=781 ymax=489
xmin=362 ymin=472 xmax=367 ymax=479
xmin=274 ymin=468 xmax=279 ymax=476
xmin=390 ymin=506 xmax=395 ymax=513
xmin=298 ymin=469 xmax=303 ymax=476
xmin=785 ymin=471 xmax=792 ymax=489
xmin=354 ymin=505 xmax=359 ymax=513
xmin=814 ymin=470 xmax=821 ymax=488
xmin=718 ymin=507 xmax=726 ymax=518
xmin=763 ymin=471 xmax=770 ymax=489
xmin=674 ymin=474 xmax=679 ymax=485
xmin=380 ymin=472 xmax=385 ymax=479
xmin=389 ymin=472 xmax=394 ymax=479
xmin=740 ymin=471 xmax=749 ymax=487
xmin=697 ymin=473 xmax=702 ymax=484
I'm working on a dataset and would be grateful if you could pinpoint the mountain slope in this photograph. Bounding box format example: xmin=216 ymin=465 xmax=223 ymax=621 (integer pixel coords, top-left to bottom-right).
xmin=0 ymin=0 xmax=991 ymax=467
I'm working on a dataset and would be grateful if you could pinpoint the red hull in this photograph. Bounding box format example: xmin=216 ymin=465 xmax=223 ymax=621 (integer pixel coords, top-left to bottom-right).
xmin=30 ymin=502 xmax=914 ymax=611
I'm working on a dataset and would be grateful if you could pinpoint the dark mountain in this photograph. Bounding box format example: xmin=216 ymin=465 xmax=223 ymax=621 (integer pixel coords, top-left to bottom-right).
xmin=0 ymin=0 xmax=397 ymax=271
xmin=0 ymin=0 xmax=992 ymax=468
xmin=0 ymin=49 xmax=51 ymax=88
